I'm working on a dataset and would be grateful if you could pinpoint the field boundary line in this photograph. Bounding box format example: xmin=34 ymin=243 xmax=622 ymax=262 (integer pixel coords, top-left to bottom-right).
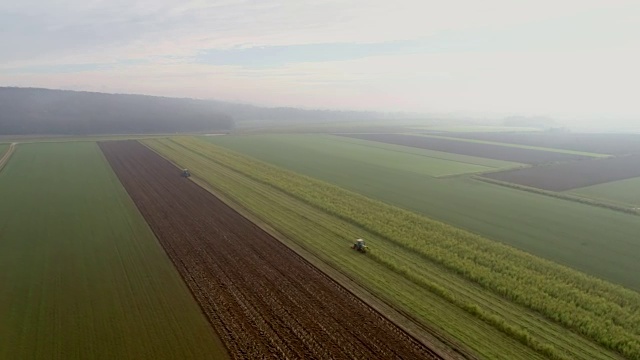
xmin=0 ymin=142 xmax=17 ymax=173
xmin=168 ymin=137 xmax=640 ymax=358
xmin=326 ymin=135 xmax=523 ymax=170
xmin=188 ymin=174 xmax=470 ymax=360
xmin=408 ymin=133 xmax=610 ymax=158
xmin=176 ymin=139 xmax=581 ymax=359
xmin=474 ymin=176 xmax=640 ymax=216
xmin=139 ymin=139 xmax=473 ymax=360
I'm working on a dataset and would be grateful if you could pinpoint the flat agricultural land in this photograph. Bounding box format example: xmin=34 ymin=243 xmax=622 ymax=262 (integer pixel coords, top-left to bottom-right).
xmin=444 ymin=132 xmax=640 ymax=155
xmin=571 ymin=177 xmax=640 ymax=207
xmin=100 ymin=140 xmax=440 ymax=360
xmin=483 ymin=154 xmax=640 ymax=191
xmin=0 ymin=142 xmax=226 ymax=359
xmin=410 ymin=134 xmax=608 ymax=157
xmin=209 ymin=134 xmax=522 ymax=177
xmin=146 ymin=137 xmax=638 ymax=360
xmin=205 ymin=134 xmax=640 ymax=291
xmin=340 ymin=133 xmax=593 ymax=164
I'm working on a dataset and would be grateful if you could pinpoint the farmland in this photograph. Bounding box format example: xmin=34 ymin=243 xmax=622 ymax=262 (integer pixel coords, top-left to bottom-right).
xmin=147 ymin=136 xmax=640 ymax=360
xmin=483 ymin=154 xmax=640 ymax=191
xmin=0 ymin=142 xmax=227 ymax=359
xmin=340 ymin=133 xmax=593 ymax=164
xmin=5 ymin=133 xmax=639 ymax=360
xmin=209 ymin=134 xmax=522 ymax=177
xmin=0 ymin=143 xmax=12 ymax=171
xmin=205 ymin=134 xmax=640 ymax=291
xmin=443 ymin=132 xmax=640 ymax=155
xmin=410 ymin=134 xmax=608 ymax=157
xmin=572 ymin=177 xmax=640 ymax=207
xmin=100 ymin=140 xmax=440 ymax=359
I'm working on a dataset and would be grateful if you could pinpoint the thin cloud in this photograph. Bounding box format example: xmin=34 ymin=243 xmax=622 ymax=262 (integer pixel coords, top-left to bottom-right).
xmin=1 ymin=0 xmax=639 ymax=121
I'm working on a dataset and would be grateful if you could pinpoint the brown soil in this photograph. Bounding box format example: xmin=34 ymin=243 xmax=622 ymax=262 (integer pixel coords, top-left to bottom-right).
xmin=99 ymin=140 xmax=442 ymax=360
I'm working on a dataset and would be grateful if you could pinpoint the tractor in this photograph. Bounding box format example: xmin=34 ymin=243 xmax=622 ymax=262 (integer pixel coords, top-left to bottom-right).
xmin=181 ymin=169 xmax=191 ymax=177
xmin=351 ymin=238 xmax=368 ymax=253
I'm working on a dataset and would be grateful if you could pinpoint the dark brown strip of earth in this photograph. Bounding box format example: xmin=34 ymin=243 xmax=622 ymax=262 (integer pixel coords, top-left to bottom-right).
xmin=99 ymin=140 xmax=443 ymax=360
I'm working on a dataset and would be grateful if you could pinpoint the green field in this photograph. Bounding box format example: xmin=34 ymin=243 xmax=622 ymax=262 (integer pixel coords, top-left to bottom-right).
xmin=147 ymin=137 xmax=638 ymax=360
xmin=0 ymin=142 xmax=227 ymax=359
xmin=571 ymin=178 xmax=640 ymax=208
xmin=205 ymin=134 xmax=640 ymax=291
xmin=208 ymin=135 xmax=521 ymax=177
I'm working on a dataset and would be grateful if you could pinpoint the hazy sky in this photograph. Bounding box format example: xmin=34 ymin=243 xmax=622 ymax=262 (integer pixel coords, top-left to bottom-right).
xmin=1 ymin=0 xmax=639 ymax=122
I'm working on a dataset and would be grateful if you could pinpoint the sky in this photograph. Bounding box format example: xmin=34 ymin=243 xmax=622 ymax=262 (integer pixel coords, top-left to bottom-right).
xmin=1 ymin=0 xmax=639 ymax=124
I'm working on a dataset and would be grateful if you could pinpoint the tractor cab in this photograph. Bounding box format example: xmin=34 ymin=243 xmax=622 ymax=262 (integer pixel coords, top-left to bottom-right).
xmin=351 ymin=238 xmax=368 ymax=253
xmin=181 ymin=169 xmax=191 ymax=177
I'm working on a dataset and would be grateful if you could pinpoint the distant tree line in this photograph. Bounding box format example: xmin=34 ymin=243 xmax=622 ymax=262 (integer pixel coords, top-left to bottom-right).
xmin=0 ymin=87 xmax=234 ymax=135
xmin=1 ymin=87 xmax=421 ymax=135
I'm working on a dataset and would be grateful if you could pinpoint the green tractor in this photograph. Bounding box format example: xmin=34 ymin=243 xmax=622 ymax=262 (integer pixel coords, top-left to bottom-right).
xmin=351 ymin=238 xmax=368 ymax=253
xmin=181 ymin=169 xmax=191 ymax=178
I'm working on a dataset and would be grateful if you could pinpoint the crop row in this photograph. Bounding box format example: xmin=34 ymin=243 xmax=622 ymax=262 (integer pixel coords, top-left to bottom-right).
xmin=0 ymin=142 xmax=225 ymax=359
xmin=102 ymin=140 xmax=438 ymax=359
xmin=205 ymin=134 xmax=640 ymax=292
xmin=146 ymin=138 xmax=562 ymax=359
xmin=149 ymin=137 xmax=631 ymax=359
xmin=164 ymin=136 xmax=640 ymax=359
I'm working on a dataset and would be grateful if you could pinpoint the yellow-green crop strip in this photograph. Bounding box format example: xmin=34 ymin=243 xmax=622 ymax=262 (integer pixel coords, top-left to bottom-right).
xmin=206 ymin=134 xmax=640 ymax=290
xmin=147 ymin=136 xmax=638 ymax=360
xmin=0 ymin=142 xmax=227 ymax=360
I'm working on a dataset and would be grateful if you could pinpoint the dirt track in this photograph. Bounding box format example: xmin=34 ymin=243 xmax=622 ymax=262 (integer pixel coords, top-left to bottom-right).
xmin=99 ymin=140 xmax=442 ymax=360
xmin=0 ymin=143 xmax=16 ymax=172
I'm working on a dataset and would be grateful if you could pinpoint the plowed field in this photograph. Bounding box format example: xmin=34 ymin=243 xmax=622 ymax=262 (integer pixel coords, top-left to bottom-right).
xmin=99 ymin=140 xmax=441 ymax=360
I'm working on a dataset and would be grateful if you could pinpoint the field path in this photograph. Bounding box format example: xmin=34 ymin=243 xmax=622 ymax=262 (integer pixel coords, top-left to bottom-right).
xmin=100 ymin=140 xmax=443 ymax=360
xmin=0 ymin=142 xmax=17 ymax=172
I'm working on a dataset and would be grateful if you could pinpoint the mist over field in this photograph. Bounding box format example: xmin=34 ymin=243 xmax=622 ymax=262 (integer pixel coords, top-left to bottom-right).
xmin=0 ymin=86 xmax=637 ymax=136
xmin=1 ymin=0 xmax=638 ymax=132
xmin=3 ymin=3 xmax=640 ymax=360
